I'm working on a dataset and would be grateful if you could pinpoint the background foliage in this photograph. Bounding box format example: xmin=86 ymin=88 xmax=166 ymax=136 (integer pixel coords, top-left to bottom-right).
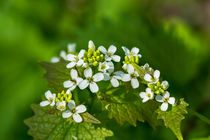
xmin=0 ymin=0 xmax=210 ymax=139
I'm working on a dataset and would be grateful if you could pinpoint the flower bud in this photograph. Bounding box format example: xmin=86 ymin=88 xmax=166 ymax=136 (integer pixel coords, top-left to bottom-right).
xmin=93 ymin=61 xmax=98 ymax=66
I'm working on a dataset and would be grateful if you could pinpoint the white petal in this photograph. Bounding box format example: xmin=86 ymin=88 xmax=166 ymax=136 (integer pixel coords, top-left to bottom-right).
xmin=51 ymin=57 xmax=60 ymax=63
xmin=144 ymin=74 xmax=152 ymax=82
xmin=131 ymin=78 xmax=139 ymax=89
xmin=71 ymin=69 xmax=78 ymax=79
xmin=107 ymin=62 xmax=114 ymax=73
xmin=84 ymin=67 xmax=92 ymax=78
xmin=121 ymin=74 xmax=131 ymax=82
xmin=60 ymin=50 xmax=67 ymax=59
xmin=122 ymin=64 xmax=127 ymax=70
xmin=161 ymin=81 xmax=169 ymax=89
xmin=160 ymin=103 xmax=168 ymax=111
xmin=45 ymin=90 xmax=52 ymax=100
xmin=168 ymin=97 xmax=175 ymax=105
xmin=142 ymin=97 xmax=150 ymax=103
xmin=66 ymin=54 xmax=76 ymax=61
xmin=76 ymin=77 xmax=83 ymax=85
xmin=122 ymin=46 xmax=130 ymax=54
xmin=149 ymin=92 xmax=154 ymax=99
xmin=67 ymin=43 xmax=76 ymax=52
xmin=112 ymin=55 xmax=121 ymax=62
xmin=146 ymin=88 xmax=152 ymax=93
xmin=66 ymin=62 xmax=76 ymax=68
xmin=78 ymin=49 xmax=85 ymax=58
xmin=63 ymin=80 xmax=74 ymax=88
xmin=40 ymin=101 xmax=50 ymax=107
xmin=76 ymin=59 xmax=84 ymax=66
xmin=76 ymin=105 xmax=87 ymax=113
xmin=154 ymin=70 xmax=160 ymax=79
xmin=98 ymin=46 xmax=107 ymax=54
xmin=62 ymin=110 xmax=72 ymax=118
xmin=155 ymin=95 xmax=163 ymax=102
xmin=93 ymin=73 xmax=104 ymax=82
xmin=108 ymin=45 xmax=116 ymax=54
xmin=68 ymin=100 xmax=76 ymax=110
xmin=163 ymin=91 xmax=170 ymax=98
xmin=103 ymin=73 xmax=110 ymax=81
xmin=79 ymin=80 xmax=89 ymax=90
xmin=139 ymin=92 xmax=146 ymax=99
xmin=69 ymin=85 xmax=77 ymax=91
xmin=50 ymin=101 xmax=55 ymax=106
xmin=90 ymin=82 xmax=99 ymax=93
xmin=138 ymin=54 xmax=142 ymax=58
xmin=73 ymin=114 xmax=82 ymax=123
xmin=131 ymin=47 xmax=139 ymax=54
xmin=127 ymin=64 xmax=134 ymax=74
xmin=105 ymin=55 xmax=112 ymax=61
xmin=88 ymin=40 xmax=95 ymax=50
xmin=111 ymin=78 xmax=119 ymax=87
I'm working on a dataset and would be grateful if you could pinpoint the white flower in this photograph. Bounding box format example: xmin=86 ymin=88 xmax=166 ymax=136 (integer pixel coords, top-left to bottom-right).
xmin=40 ymin=90 xmax=56 ymax=107
xmin=144 ymin=70 xmax=160 ymax=84
xmin=66 ymin=49 xmax=85 ymax=68
xmin=98 ymin=61 xmax=114 ymax=73
xmin=139 ymin=88 xmax=154 ymax=103
xmin=88 ymin=40 xmax=95 ymax=50
xmin=155 ymin=91 xmax=175 ymax=111
xmin=63 ymin=69 xmax=83 ymax=93
xmin=122 ymin=63 xmax=134 ymax=73
xmin=122 ymin=66 xmax=139 ymax=89
xmin=98 ymin=45 xmax=121 ymax=62
xmin=79 ymin=67 xmax=104 ymax=93
xmin=56 ymin=101 xmax=66 ymax=111
xmin=143 ymin=63 xmax=152 ymax=73
xmin=122 ymin=46 xmax=142 ymax=58
xmin=62 ymin=100 xmax=86 ymax=123
xmin=104 ymin=71 xmax=123 ymax=87
xmin=161 ymin=80 xmax=169 ymax=90
xmin=67 ymin=43 xmax=76 ymax=53
xmin=51 ymin=50 xmax=68 ymax=63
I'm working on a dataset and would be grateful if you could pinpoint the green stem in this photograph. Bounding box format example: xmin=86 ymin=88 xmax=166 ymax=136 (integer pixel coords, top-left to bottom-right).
xmin=188 ymin=108 xmax=210 ymax=125
xmin=73 ymin=91 xmax=80 ymax=105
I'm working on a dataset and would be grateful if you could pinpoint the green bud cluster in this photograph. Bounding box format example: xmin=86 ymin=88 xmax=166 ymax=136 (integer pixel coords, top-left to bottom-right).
xmin=148 ymin=81 xmax=167 ymax=95
xmin=123 ymin=55 xmax=139 ymax=65
xmin=83 ymin=49 xmax=104 ymax=66
xmin=55 ymin=90 xmax=72 ymax=103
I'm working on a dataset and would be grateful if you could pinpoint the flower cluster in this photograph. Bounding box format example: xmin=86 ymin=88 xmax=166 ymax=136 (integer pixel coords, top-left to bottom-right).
xmin=40 ymin=40 xmax=176 ymax=123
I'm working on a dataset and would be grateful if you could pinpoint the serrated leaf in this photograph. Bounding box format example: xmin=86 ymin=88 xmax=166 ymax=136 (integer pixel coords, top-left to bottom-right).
xmin=156 ymin=98 xmax=189 ymax=140
xmin=24 ymin=104 xmax=113 ymax=140
xmin=40 ymin=59 xmax=69 ymax=92
xmin=105 ymin=102 xmax=144 ymax=126
xmin=82 ymin=112 xmax=101 ymax=124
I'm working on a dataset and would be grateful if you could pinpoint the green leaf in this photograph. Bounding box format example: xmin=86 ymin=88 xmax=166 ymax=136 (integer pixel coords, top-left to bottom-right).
xmin=156 ymin=98 xmax=189 ymax=140
xmin=24 ymin=104 xmax=113 ymax=140
xmin=105 ymin=102 xmax=144 ymax=126
xmin=40 ymin=59 xmax=69 ymax=92
xmin=190 ymin=136 xmax=210 ymax=140
xmin=81 ymin=112 xmax=101 ymax=124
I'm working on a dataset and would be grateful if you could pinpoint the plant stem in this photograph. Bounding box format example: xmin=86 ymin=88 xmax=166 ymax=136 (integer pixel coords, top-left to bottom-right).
xmin=188 ymin=108 xmax=210 ymax=125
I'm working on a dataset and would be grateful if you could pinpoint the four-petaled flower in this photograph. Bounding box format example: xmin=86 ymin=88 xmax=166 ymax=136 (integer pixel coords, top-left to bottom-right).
xmin=79 ymin=67 xmax=104 ymax=93
xmin=62 ymin=100 xmax=86 ymax=123
xmin=144 ymin=70 xmax=160 ymax=84
xmin=155 ymin=91 xmax=175 ymax=111
xmin=40 ymin=90 xmax=56 ymax=107
xmin=63 ymin=69 xmax=83 ymax=94
xmin=66 ymin=49 xmax=85 ymax=68
xmin=104 ymin=70 xmax=123 ymax=87
xmin=139 ymin=88 xmax=154 ymax=103
xmin=98 ymin=61 xmax=114 ymax=73
xmin=122 ymin=46 xmax=142 ymax=58
xmin=56 ymin=101 xmax=66 ymax=111
xmin=98 ymin=45 xmax=121 ymax=62
xmin=122 ymin=66 xmax=139 ymax=89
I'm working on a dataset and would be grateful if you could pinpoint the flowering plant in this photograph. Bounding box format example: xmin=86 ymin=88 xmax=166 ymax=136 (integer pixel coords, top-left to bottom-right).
xmin=25 ymin=41 xmax=190 ymax=140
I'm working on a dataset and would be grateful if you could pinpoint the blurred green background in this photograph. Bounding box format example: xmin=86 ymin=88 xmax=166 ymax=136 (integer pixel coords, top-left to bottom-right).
xmin=0 ymin=0 xmax=210 ymax=139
